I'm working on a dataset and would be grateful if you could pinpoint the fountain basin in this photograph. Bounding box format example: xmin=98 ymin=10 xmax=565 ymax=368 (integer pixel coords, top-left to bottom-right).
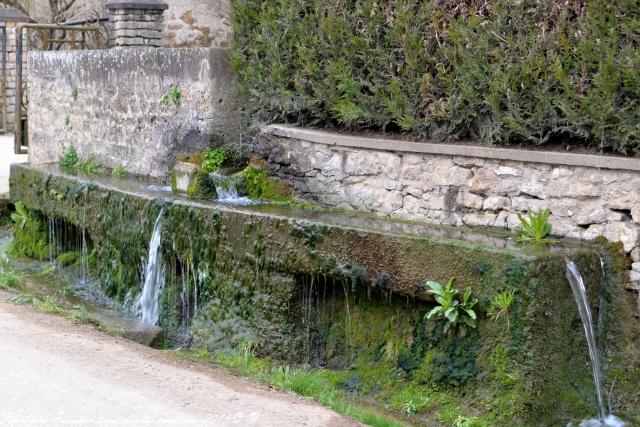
xmin=9 ymin=162 xmax=640 ymax=426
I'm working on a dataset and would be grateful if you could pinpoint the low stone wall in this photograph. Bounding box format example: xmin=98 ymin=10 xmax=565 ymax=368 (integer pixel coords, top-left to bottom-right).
xmin=27 ymin=47 xmax=239 ymax=178
xmin=255 ymin=125 xmax=640 ymax=282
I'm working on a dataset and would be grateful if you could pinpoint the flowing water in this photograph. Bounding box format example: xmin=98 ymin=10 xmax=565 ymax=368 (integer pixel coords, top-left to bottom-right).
xmin=209 ymin=172 xmax=252 ymax=205
xmin=565 ymin=260 xmax=626 ymax=427
xmin=80 ymin=190 xmax=89 ymax=285
xmin=135 ymin=209 xmax=165 ymax=325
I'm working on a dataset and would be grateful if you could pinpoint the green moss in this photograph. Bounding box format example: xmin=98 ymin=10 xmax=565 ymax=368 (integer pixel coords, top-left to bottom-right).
xmin=9 ymin=163 xmax=639 ymax=426
xmin=241 ymin=166 xmax=293 ymax=202
xmin=10 ymin=202 xmax=47 ymax=260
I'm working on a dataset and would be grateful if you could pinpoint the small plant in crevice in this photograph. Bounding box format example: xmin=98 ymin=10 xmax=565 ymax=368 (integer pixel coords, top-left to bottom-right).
xmin=201 ymin=148 xmax=229 ymax=173
xmin=488 ymin=289 xmax=516 ymax=332
xmin=59 ymin=146 xmax=79 ymax=169
xmin=425 ymin=277 xmax=477 ymax=337
xmin=111 ymin=165 xmax=126 ymax=178
xmin=64 ymin=116 xmax=70 ymax=126
xmin=163 ymin=85 xmax=181 ymax=106
xmin=70 ymin=87 xmax=78 ymax=100
xmin=515 ymin=208 xmax=554 ymax=243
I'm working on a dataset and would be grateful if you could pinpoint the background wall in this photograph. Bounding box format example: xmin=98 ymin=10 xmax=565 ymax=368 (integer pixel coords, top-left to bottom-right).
xmin=1 ymin=0 xmax=231 ymax=47
xmin=27 ymin=48 xmax=239 ymax=178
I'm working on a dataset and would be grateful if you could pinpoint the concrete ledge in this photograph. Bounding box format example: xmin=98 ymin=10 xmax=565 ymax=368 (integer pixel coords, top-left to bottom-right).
xmin=265 ymin=124 xmax=640 ymax=172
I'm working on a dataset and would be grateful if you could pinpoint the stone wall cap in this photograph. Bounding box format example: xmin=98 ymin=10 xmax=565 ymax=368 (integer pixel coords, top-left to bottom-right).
xmin=0 ymin=7 xmax=33 ymax=22
xmin=265 ymin=124 xmax=640 ymax=172
xmin=105 ymin=0 xmax=168 ymax=10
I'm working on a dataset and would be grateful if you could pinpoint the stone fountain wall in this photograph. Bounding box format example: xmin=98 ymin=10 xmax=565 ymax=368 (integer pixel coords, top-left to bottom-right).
xmin=26 ymin=47 xmax=239 ymax=179
xmin=254 ymin=125 xmax=640 ymax=286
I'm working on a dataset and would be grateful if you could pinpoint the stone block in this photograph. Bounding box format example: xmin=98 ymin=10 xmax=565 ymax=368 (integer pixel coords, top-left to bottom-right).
xmin=173 ymin=161 xmax=198 ymax=193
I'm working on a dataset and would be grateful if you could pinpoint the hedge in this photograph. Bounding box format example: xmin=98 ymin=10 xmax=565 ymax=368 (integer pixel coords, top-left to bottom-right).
xmin=230 ymin=0 xmax=640 ymax=156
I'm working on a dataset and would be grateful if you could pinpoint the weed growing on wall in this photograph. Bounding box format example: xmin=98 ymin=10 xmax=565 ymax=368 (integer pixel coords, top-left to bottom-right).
xmin=202 ymin=148 xmax=229 ymax=173
xmin=232 ymin=0 xmax=640 ymax=155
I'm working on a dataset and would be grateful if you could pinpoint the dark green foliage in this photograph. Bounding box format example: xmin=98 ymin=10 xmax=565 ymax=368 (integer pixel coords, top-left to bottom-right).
xmin=232 ymin=0 xmax=640 ymax=155
xmin=430 ymin=336 xmax=480 ymax=386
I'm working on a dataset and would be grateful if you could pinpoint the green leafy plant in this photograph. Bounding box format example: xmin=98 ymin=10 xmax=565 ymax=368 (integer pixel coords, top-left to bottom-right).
xmin=70 ymin=87 xmax=78 ymax=100
xmin=515 ymin=209 xmax=554 ymax=243
xmin=64 ymin=116 xmax=70 ymax=126
xmin=202 ymin=148 xmax=229 ymax=173
xmin=111 ymin=165 xmax=126 ymax=178
xmin=488 ymin=289 xmax=516 ymax=332
xmin=425 ymin=278 xmax=477 ymax=337
xmin=78 ymin=156 xmax=106 ymax=175
xmin=59 ymin=146 xmax=79 ymax=169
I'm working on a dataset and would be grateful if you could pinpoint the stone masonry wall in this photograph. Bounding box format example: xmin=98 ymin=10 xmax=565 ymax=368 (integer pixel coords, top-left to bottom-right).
xmin=255 ymin=126 xmax=640 ymax=288
xmin=27 ymin=47 xmax=239 ymax=178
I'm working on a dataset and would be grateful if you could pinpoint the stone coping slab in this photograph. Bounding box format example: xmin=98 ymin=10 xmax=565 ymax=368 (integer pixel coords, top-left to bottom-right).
xmin=265 ymin=124 xmax=640 ymax=172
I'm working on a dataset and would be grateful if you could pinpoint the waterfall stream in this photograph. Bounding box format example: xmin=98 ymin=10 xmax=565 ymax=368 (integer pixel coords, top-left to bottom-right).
xmin=209 ymin=172 xmax=251 ymax=205
xmin=135 ymin=209 xmax=165 ymax=325
xmin=565 ymin=260 xmax=626 ymax=427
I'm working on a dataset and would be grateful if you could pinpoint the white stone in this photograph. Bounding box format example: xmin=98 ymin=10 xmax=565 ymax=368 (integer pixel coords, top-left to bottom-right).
xmin=173 ymin=161 xmax=198 ymax=193
xmin=456 ymin=191 xmax=483 ymax=209
xmin=632 ymin=207 xmax=640 ymax=224
xmin=582 ymin=224 xmax=604 ymax=241
xmin=511 ymin=197 xmax=547 ymax=213
xmin=495 ymin=166 xmax=520 ymax=176
xmin=344 ymin=150 xmax=401 ymax=179
xmin=462 ymin=212 xmax=497 ymax=227
xmin=483 ymin=196 xmax=510 ymax=211
xmin=603 ymin=222 xmax=640 ymax=253
xmin=628 ymin=270 xmax=640 ymax=283
xmin=631 ymin=248 xmax=640 ymax=263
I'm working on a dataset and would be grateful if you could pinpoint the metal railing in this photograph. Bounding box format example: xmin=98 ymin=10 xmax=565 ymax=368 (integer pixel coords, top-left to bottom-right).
xmin=14 ymin=23 xmax=105 ymax=154
xmin=0 ymin=26 xmax=7 ymax=135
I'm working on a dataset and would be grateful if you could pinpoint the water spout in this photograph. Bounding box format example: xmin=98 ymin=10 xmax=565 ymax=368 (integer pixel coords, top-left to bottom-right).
xmin=566 ymin=260 xmax=606 ymax=421
xmin=135 ymin=209 xmax=165 ymax=325
xmin=565 ymin=261 xmax=628 ymax=427
xmin=80 ymin=190 xmax=89 ymax=285
xmin=209 ymin=172 xmax=251 ymax=205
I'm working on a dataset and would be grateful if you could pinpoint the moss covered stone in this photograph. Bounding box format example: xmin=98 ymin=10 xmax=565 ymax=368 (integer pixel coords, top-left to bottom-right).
xmin=9 ymin=162 xmax=640 ymax=425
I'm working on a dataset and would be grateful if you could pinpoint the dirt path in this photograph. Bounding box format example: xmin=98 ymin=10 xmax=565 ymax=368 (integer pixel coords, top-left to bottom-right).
xmin=0 ymin=294 xmax=358 ymax=426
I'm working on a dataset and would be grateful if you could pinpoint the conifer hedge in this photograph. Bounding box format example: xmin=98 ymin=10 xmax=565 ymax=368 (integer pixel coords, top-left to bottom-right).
xmin=231 ymin=0 xmax=640 ymax=156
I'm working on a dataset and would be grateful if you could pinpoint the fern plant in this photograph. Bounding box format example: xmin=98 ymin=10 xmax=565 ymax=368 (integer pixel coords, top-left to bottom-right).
xmin=515 ymin=209 xmax=554 ymax=243
xmin=425 ymin=277 xmax=478 ymax=337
